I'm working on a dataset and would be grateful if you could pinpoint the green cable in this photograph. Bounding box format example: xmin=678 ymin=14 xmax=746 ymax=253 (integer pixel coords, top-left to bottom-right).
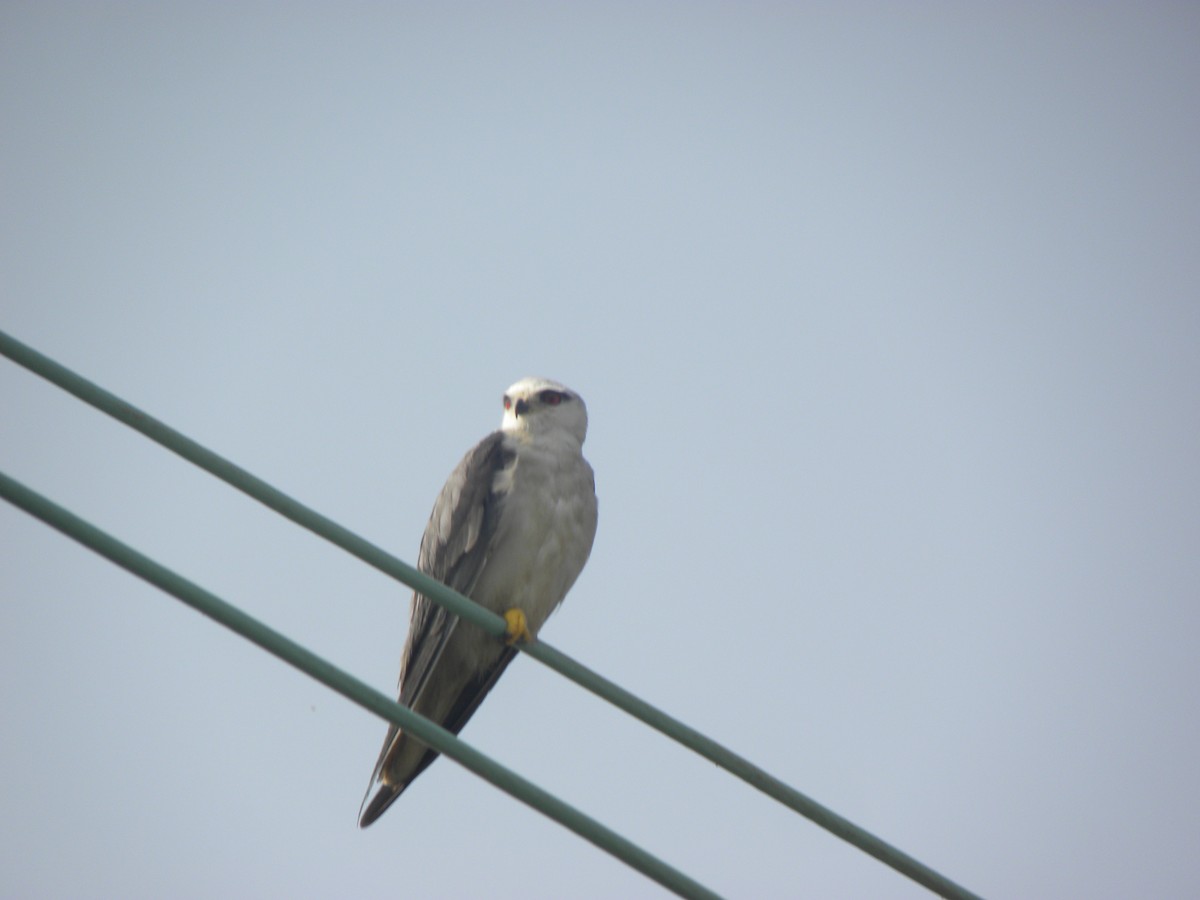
xmin=0 ymin=469 xmax=722 ymax=900
xmin=0 ymin=329 xmax=983 ymax=900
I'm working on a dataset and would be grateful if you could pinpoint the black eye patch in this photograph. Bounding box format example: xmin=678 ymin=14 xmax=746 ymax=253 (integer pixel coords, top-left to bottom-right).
xmin=538 ymin=390 xmax=567 ymax=406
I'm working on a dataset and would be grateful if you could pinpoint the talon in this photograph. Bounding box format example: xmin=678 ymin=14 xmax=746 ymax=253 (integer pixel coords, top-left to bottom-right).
xmin=503 ymin=608 xmax=534 ymax=645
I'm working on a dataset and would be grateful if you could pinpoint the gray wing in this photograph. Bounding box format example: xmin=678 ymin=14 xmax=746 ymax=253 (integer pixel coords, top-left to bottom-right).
xmin=397 ymin=430 xmax=513 ymax=708
xmin=362 ymin=431 xmax=514 ymax=789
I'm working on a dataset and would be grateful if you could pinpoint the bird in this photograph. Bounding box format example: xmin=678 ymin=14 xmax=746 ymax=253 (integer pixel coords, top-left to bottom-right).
xmin=358 ymin=377 xmax=598 ymax=827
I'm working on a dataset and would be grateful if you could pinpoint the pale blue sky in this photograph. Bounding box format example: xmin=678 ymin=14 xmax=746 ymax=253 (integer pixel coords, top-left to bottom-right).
xmin=3 ymin=4 xmax=1198 ymax=898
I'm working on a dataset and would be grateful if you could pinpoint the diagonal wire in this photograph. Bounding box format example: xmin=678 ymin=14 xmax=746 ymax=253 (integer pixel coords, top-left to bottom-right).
xmin=0 ymin=329 xmax=983 ymax=900
xmin=0 ymin=470 xmax=722 ymax=900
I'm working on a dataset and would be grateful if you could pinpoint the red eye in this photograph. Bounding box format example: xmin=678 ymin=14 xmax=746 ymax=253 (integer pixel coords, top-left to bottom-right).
xmin=503 ymin=396 xmax=512 ymax=410
xmin=540 ymin=390 xmax=564 ymax=405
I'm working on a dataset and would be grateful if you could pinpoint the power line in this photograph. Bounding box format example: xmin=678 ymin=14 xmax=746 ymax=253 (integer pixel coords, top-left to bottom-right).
xmin=0 ymin=470 xmax=720 ymax=900
xmin=0 ymin=329 xmax=983 ymax=900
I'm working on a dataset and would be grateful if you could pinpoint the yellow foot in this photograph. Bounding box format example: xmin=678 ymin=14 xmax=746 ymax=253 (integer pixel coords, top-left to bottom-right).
xmin=503 ymin=608 xmax=534 ymax=645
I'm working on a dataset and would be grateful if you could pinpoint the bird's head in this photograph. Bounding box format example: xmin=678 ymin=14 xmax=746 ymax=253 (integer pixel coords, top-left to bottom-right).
xmin=500 ymin=377 xmax=589 ymax=445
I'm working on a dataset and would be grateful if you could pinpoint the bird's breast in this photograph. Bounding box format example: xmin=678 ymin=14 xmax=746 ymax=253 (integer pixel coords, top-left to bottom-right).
xmin=475 ymin=440 xmax=597 ymax=633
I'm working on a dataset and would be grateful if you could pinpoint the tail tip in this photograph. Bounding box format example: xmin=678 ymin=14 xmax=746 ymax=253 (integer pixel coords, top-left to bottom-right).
xmin=358 ymin=784 xmax=401 ymax=829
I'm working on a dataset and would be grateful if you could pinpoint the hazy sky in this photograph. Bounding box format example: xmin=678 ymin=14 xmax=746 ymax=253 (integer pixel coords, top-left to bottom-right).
xmin=3 ymin=4 xmax=1198 ymax=898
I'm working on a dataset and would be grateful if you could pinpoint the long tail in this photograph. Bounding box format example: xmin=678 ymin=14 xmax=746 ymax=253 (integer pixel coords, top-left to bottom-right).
xmin=357 ymin=648 xmax=519 ymax=827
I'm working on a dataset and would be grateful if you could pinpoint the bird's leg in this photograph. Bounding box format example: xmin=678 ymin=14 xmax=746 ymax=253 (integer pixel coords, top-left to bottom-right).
xmin=503 ymin=608 xmax=534 ymax=645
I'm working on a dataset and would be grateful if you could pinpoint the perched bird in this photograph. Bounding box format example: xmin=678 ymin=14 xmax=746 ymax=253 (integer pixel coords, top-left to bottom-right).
xmin=359 ymin=377 xmax=598 ymax=827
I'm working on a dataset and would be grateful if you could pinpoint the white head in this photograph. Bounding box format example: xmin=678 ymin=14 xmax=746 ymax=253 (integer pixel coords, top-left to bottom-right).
xmin=500 ymin=377 xmax=589 ymax=445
